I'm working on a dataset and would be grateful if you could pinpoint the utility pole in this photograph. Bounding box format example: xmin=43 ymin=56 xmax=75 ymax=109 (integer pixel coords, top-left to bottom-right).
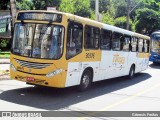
xmin=126 ymin=0 xmax=131 ymax=30
xmin=10 ymin=0 xmax=17 ymax=36
xmin=95 ymin=0 xmax=99 ymax=21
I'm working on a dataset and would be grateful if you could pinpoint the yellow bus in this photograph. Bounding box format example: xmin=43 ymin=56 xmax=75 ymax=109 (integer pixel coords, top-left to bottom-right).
xmin=10 ymin=10 xmax=150 ymax=91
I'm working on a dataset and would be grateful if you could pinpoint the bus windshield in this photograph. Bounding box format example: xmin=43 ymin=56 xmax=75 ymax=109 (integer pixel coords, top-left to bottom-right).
xmin=12 ymin=23 xmax=64 ymax=60
xmin=151 ymin=33 xmax=160 ymax=52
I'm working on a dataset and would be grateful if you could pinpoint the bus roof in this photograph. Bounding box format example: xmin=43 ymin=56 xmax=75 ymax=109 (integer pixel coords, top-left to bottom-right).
xmin=17 ymin=10 xmax=150 ymax=40
xmin=152 ymin=30 xmax=160 ymax=34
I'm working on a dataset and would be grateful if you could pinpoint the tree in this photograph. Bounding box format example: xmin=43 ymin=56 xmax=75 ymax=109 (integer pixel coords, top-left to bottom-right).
xmin=0 ymin=0 xmax=9 ymax=10
xmin=134 ymin=8 xmax=160 ymax=35
xmin=17 ymin=0 xmax=33 ymax=10
xmin=114 ymin=16 xmax=134 ymax=30
xmin=90 ymin=0 xmax=110 ymax=13
xmin=112 ymin=0 xmax=127 ymax=18
xmin=133 ymin=0 xmax=160 ymax=35
xmin=59 ymin=0 xmax=91 ymax=17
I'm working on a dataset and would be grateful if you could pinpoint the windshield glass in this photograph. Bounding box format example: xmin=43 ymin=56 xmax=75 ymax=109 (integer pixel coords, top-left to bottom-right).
xmin=151 ymin=33 xmax=160 ymax=52
xmin=12 ymin=23 xmax=64 ymax=60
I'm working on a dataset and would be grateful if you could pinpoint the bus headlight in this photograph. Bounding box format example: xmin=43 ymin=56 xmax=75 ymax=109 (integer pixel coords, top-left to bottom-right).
xmin=46 ymin=69 xmax=63 ymax=78
xmin=10 ymin=63 xmax=17 ymax=72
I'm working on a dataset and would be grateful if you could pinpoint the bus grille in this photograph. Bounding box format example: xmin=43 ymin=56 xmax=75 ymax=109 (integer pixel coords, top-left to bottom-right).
xmin=15 ymin=59 xmax=52 ymax=69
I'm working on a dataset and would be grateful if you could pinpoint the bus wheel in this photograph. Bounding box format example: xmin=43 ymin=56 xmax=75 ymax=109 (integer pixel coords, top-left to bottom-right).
xmin=79 ymin=70 xmax=92 ymax=92
xmin=128 ymin=65 xmax=135 ymax=79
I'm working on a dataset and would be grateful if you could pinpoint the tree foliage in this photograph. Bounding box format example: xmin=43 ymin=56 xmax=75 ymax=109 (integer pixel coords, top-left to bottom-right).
xmin=59 ymin=0 xmax=91 ymax=17
xmin=0 ymin=0 xmax=9 ymax=10
xmin=17 ymin=0 xmax=33 ymax=10
xmin=114 ymin=16 xmax=133 ymax=30
xmin=133 ymin=0 xmax=160 ymax=34
xmin=134 ymin=8 xmax=160 ymax=35
xmin=1 ymin=0 xmax=160 ymax=35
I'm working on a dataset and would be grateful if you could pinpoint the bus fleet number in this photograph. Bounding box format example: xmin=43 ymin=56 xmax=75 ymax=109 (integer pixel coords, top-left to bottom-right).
xmin=86 ymin=53 xmax=95 ymax=58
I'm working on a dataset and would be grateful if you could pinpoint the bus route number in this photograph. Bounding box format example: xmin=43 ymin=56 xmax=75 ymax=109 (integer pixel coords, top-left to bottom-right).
xmin=86 ymin=53 xmax=95 ymax=58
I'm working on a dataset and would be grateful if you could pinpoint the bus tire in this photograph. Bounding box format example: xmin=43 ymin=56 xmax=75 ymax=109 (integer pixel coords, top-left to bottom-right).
xmin=78 ymin=70 xmax=92 ymax=92
xmin=128 ymin=65 xmax=135 ymax=79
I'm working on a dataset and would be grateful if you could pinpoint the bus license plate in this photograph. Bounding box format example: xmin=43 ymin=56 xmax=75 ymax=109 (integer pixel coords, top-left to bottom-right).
xmin=26 ymin=77 xmax=35 ymax=82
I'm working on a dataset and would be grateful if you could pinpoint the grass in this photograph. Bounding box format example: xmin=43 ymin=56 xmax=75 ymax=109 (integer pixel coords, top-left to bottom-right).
xmin=0 ymin=51 xmax=10 ymax=58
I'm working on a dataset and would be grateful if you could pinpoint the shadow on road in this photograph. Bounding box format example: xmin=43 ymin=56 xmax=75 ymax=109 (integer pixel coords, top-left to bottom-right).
xmin=0 ymin=72 xmax=151 ymax=110
xmin=149 ymin=63 xmax=160 ymax=69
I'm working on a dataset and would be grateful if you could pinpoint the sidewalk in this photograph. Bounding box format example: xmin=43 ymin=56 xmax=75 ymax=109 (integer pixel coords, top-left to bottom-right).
xmin=0 ymin=58 xmax=10 ymax=80
xmin=0 ymin=58 xmax=10 ymax=64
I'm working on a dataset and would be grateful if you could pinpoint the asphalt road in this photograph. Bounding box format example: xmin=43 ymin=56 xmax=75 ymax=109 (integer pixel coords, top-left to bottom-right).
xmin=0 ymin=63 xmax=160 ymax=120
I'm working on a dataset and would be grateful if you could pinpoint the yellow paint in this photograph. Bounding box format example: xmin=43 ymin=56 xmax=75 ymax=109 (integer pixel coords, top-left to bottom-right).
xmin=138 ymin=53 xmax=150 ymax=58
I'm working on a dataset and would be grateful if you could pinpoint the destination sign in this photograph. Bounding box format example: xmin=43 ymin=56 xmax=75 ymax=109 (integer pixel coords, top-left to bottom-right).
xmin=17 ymin=12 xmax=62 ymax=22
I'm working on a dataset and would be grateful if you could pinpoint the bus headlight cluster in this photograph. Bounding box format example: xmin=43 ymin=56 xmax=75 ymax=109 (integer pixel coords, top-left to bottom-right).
xmin=10 ymin=63 xmax=17 ymax=72
xmin=46 ymin=69 xmax=63 ymax=78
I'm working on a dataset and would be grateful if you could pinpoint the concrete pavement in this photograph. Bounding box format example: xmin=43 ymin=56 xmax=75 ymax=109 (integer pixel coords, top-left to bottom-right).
xmin=0 ymin=58 xmax=10 ymax=64
xmin=0 ymin=59 xmax=10 ymax=80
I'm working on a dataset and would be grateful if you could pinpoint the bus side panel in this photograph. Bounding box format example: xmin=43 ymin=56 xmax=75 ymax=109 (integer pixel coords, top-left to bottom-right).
xmin=65 ymin=62 xmax=81 ymax=87
xmin=100 ymin=51 xmax=130 ymax=80
xmin=99 ymin=51 xmax=114 ymax=80
xmin=127 ymin=52 xmax=137 ymax=74
xmin=65 ymin=62 xmax=100 ymax=87
xmin=142 ymin=53 xmax=150 ymax=70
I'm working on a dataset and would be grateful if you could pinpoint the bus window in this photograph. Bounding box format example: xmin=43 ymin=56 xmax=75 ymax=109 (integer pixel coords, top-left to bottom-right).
xmin=112 ymin=32 xmax=123 ymax=51
xmin=12 ymin=23 xmax=35 ymax=57
xmin=144 ymin=40 xmax=149 ymax=53
xmin=32 ymin=24 xmax=64 ymax=59
xmin=138 ymin=38 xmax=144 ymax=52
xmin=84 ymin=25 xmax=100 ymax=49
xmin=33 ymin=24 xmax=51 ymax=58
xmin=67 ymin=22 xmax=83 ymax=59
xmin=100 ymin=29 xmax=112 ymax=50
xmin=131 ymin=37 xmax=137 ymax=52
xmin=49 ymin=26 xmax=64 ymax=59
xmin=12 ymin=23 xmax=64 ymax=60
xmin=122 ymin=35 xmax=131 ymax=51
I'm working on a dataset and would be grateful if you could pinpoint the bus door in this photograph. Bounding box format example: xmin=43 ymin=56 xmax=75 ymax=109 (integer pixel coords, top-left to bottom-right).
xmin=99 ymin=51 xmax=114 ymax=80
xmin=142 ymin=40 xmax=149 ymax=70
xmin=136 ymin=38 xmax=144 ymax=72
xmin=99 ymin=29 xmax=113 ymax=79
xmin=111 ymin=33 xmax=130 ymax=77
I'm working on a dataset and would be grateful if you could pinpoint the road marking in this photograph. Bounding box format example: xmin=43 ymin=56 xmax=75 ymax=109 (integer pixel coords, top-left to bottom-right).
xmin=77 ymin=82 xmax=160 ymax=119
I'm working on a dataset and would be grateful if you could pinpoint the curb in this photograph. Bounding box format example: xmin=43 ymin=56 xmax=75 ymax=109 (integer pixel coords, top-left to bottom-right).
xmin=0 ymin=58 xmax=10 ymax=64
xmin=0 ymin=75 xmax=10 ymax=80
xmin=0 ymin=62 xmax=10 ymax=64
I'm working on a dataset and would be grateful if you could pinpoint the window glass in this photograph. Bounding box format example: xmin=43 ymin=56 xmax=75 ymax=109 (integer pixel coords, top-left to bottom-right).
xmin=67 ymin=22 xmax=83 ymax=59
xmin=138 ymin=38 xmax=144 ymax=52
xmin=12 ymin=23 xmax=35 ymax=56
xmin=49 ymin=26 xmax=64 ymax=59
xmin=112 ymin=32 xmax=123 ymax=51
xmin=131 ymin=37 xmax=138 ymax=52
xmin=100 ymin=29 xmax=112 ymax=50
xmin=32 ymin=24 xmax=51 ymax=58
xmin=12 ymin=23 xmax=64 ymax=59
xmin=151 ymin=33 xmax=160 ymax=51
xmin=85 ymin=25 xmax=100 ymax=49
xmin=144 ymin=40 xmax=149 ymax=53
xmin=122 ymin=35 xmax=130 ymax=51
